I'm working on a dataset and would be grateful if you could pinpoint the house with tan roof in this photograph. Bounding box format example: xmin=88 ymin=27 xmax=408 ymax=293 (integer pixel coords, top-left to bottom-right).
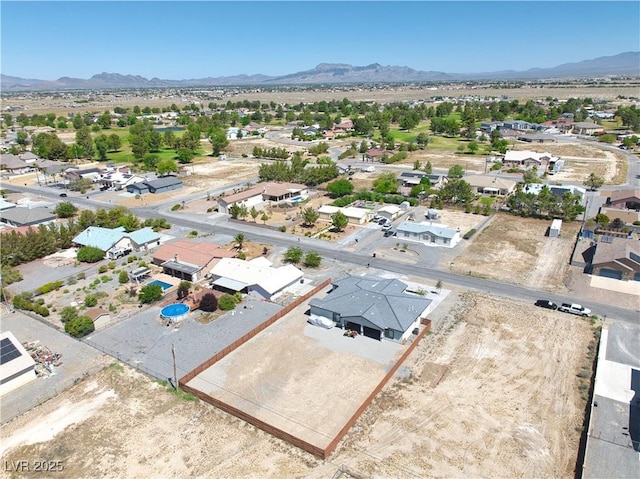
xmin=464 ymin=175 xmax=517 ymax=196
xmin=590 ymin=237 xmax=640 ymax=281
xmin=606 ymin=189 xmax=640 ymax=211
xmin=218 ymin=182 xmax=308 ymax=214
xmin=152 ymin=240 xmax=235 ymax=282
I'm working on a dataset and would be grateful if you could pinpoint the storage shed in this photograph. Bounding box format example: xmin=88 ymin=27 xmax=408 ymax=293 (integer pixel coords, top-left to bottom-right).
xmin=550 ymin=219 xmax=562 ymax=238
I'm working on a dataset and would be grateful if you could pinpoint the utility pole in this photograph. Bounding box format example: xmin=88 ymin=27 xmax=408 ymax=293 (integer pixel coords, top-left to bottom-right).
xmin=172 ymin=343 xmax=179 ymax=392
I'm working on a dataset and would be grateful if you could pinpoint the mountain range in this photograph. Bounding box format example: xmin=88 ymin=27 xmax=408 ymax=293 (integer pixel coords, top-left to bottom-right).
xmin=2 ymin=52 xmax=638 ymax=91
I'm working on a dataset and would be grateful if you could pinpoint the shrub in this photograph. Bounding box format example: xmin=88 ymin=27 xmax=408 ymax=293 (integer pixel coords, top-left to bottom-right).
xmin=84 ymin=295 xmax=98 ymax=307
xmin=77 ymin=272 xmax=86 ymax=280
xmin=303 ymin=251 xmax=322 ymax=268
xmin=60 ymin=306 xmax=78 ymax=323
xmin=199 ymin=293 xmax=218 ymax=312
xmin=65 ymin=316 xmax=95 ymax=338
xmin=171 ymin=204 xmax=181 ymax=211
xmin=139 ymin=284 xmax=163 ymax=304
xmin=77 ymin=246 xmax=105 ymax=263
xmin=98 ymin=265 xmax=108 ymax=274
xmin=36 ymin=280 xmax=64 ymax=295
xmin=101 ymin=275 xmax=111 ymax=283
xmin=108 ymin=261 xmax=116 ymax=270
xmin=118 ymin=270 xmax=129 ymax=284
xmin=188 ymin=230 xmax=198 ymax=238
xmin=218 ymin=294 xmax=237 ymax=311
xmin=284 ymin=246 xmax=303 ymax=264
xmin=279 ymin=226 xmax=286 ymax=232
xmin=235 ymin=251 xmax=246 ymax=260
xmin=463 ymin=229 xmax=477 ymax=239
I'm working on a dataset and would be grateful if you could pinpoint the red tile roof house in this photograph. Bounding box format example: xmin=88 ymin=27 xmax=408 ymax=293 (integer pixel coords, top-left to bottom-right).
xmin=217 ymin=182 xmax=308 ymax=214
xmin=366 ymin=148 xmax=392 ymax=161
xmin=152 ymin=240 xmax=235 ymax=283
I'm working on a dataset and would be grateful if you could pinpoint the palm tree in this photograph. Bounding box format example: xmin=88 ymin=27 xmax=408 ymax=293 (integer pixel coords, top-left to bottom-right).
xmin=234 ymin=233 xmax=245 ymax=250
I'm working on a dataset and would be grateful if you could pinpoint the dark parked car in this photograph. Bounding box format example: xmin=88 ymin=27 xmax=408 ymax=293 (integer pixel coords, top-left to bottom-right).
xmin=535 ymin=299 xmax=558 ymax=310
xmin=59 ymin=193 xmax=67 ymax=197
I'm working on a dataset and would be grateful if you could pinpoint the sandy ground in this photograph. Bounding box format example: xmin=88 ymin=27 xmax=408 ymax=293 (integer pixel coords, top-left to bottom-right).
xmin=449 ymin=215 xmax=582 ymax=292
xmin=0 ymin=293 xmax=594 ymax=478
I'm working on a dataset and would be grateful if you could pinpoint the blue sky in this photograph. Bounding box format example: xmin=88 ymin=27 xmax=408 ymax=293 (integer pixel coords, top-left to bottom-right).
xmin=2 ymin=1 xmax=639 ymax=80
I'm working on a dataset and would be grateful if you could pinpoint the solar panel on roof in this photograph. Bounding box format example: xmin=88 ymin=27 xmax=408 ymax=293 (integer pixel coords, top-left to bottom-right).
xmin=0 ymin=337 xmax=22 ymax=365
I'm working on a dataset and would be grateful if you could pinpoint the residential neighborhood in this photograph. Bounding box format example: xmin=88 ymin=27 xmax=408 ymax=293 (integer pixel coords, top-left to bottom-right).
xmin=1 ymin=50 xmax=639 ymax=478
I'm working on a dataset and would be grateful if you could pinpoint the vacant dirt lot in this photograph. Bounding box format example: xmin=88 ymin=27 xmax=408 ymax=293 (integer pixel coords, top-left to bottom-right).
xmin=449 ymin=214 xmax=582 ymax=292
xmin=0 ymin=293 xmax=593 ymax=478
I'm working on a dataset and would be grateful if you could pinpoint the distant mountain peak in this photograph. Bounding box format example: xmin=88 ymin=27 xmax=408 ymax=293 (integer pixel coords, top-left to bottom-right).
xmin=1 ymin=52 xmax=637 ymax=91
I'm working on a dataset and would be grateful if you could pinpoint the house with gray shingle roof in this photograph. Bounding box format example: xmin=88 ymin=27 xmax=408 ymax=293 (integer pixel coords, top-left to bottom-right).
xmin=0 ymin=154 xmax=31 ymax=174
xmin=396 ymin=221 xmax=461 ymax=248
xmin=0 ymin=207 xmax=56 ymax=227
xmin=309 ymin=274 xmax=432 ymax=342
xmin=126 ymin=176 xmax=183 ymax=195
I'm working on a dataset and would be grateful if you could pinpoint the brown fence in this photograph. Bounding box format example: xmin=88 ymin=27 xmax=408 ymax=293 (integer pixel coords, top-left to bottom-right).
xmin=180 ymin=277 xmax=331 ymax=385
xmin=322 ymin=318 xmax=432 ymax=457
xmin=180 ymin=288 xmax=432 ymax=459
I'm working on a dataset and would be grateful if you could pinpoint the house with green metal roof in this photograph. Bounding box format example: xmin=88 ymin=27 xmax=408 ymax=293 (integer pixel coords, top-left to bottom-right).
xmin=72 ymin=226 xmax=161 ymax=255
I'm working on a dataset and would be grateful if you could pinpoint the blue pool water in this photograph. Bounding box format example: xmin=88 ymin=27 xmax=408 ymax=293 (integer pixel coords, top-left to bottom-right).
xmin=161 ymin=303 xmax=190 ymax=322
xmin=147 ymin=280 xmax=173 ymax=291
xmin=289 ymin=196 xmax=305 ymax=202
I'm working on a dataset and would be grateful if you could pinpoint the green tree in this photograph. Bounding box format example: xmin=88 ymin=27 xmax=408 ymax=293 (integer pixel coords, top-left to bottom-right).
xmin=423 ymin=161 xmax=433 ymax=174
xmin=229 ymin=203 xmax=241 ymax=219
xmin=107 ymin=134 xmax=121 ymax=151
xmin=372 ymin=172 xmax=398 ymax=194
xmin=448 ymin=164 xmax=465 ymax=179
xmin=438 ymin=179 xmax=475 ymax=204
xmin=118 ymin=270 xmax=129 ymax=284
xmin=283 ymin=246 xmax=304 ymax=264
xmin=331 ymin=211 xmax=349 ymax=231
xmin=65 ymin=316 xmax=95 ymax=338
xmin=139 ymin=284 xmax=163 ymax=304
xmin=301 ymin=207 xmax=319 ymax=227
xmin=594 ymin=213 xmax=610 ymax=227
xmin=260 ymin=212 xmax=269 ymax=224
xmin=467 ymin=141 xmax=479 ymax=154
xmin=413 ymin=160 xmax=422 ymax=170
xmin=326 ymin=178 xmax=354 ymax=197
xmin=583 ymin=172 xmax=604 ymax=191
xmin=75 ymin=126 xmax=94 ymax=159
xmin=303 ymin=251 xmax=322 ymax=268
xmin=175 ymin=148 xmax=195 ymax=164
xmin=157 ymin=158 xmax=178 ymax=176
xmin=54 ymin=201 xmax=78 ymax=218
xmin=60 ymin=306 xmax=78 ymax=323
xmin=523 ymin=167 xmax=542 ymax=184
xmin=250 ymin=206 xmax=259 ymax=222
xmin=209 ymin=128 xmax=229 ymax=156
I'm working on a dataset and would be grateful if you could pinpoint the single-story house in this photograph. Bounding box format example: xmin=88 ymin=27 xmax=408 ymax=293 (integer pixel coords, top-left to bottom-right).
xmin=152 ymin=240 xmax=235 ymax=283
xmin=502 ymin=120 xmax=535 ymax=131
xmin=397 ymin=171 xmax=448 ymax=190
xmin=503 ymin=150 xmax=558 ymax=169
xmin=396 ymin=221 xmax=461 ymax=248
xmin=209 ymin=257 xmax=303 ymax=300
xmin=0 ymin=199 xmax=16 ymax=211
xmin=126 ymin=176 xmax=183 ymax=195
xmin=598 ymin=207 xmax=640 ymax=226
xmin=572 ymin=122 xmax=605 ymax=136
xmin=590 ymin=238 xmax=640 ymax=281
xmin=0 ymin=154 xmax=31 ymax=175
xmin=1 ymin=331 xmax=37 ymax=397
xmin=365 ymin=148 xmax=392 ymax=161
xmin=0 ymin=207 xmax=56 ymax=227
xmin=308 ymin=274 xmax=432 ymax=342
xmin=317 ymin=205 xmax=373 ymax=224
xmin=218 ymin=182 xmax=308 ymax=215
xmin=73 ymin=226 xmax=161 ymax=254
xmin=523 ymin=183 xmax=586 ymax=198
xmin=100 ymin=170 xmax=145 ymax=190
xmin=517 ymin=133 xmax=557 ymax=143
xmin=464 ymin=175 xmax=517 ymax=196
xmin=607 ymin=189 xmax=640 ymax=211
xmin=65 ymin=167 xmax=103 ymax=183
xmin=377 ymin=205 xmax=402 ymax=221
xmin=85 ymin=308 xmax=111 ymax=330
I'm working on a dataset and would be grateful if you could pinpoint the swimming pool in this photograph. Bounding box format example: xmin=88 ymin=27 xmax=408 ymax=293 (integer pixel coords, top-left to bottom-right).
xmin=161 ymin=303 xmax=190 ymax=322
xmin=289 ymin=195 xmax=306 ymax=202
xmin=147 ymin=279 xmax=173 ymax=291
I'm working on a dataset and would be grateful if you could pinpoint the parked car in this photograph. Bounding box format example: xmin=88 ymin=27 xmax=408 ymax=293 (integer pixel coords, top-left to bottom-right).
xmin=558 ymin=303 xmax=591 ymax=317
xmin=383 ymin=229 xmax=396 ymax=237
xmin=59 ymin=193 xmax=67 ymax=197
xmin=535 ymin=299 xmax=558 ymax=310
xmin=382 ymin=224 xmax=392 ymax=231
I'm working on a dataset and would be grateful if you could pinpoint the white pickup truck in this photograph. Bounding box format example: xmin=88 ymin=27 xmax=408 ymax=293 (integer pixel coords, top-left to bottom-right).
xmin=558 ymin=303 xmax=591 ymax=317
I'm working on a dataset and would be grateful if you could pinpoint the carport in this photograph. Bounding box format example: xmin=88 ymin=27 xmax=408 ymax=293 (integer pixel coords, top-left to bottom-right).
xmin=599 ymin=268 xmax=623 ymax=280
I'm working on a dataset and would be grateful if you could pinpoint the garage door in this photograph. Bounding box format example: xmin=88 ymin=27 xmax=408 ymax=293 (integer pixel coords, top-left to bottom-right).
xmin=363 ymin=326 xmax=381 ymax=340
xmin=345 ymin=321 xmax=361 ymax=332
xmin=599 ymin=268 xmax=623 ymax=280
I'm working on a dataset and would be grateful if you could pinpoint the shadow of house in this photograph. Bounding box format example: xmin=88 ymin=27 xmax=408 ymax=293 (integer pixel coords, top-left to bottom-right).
xmin=631 ymin=368 xmax=640 ymax=452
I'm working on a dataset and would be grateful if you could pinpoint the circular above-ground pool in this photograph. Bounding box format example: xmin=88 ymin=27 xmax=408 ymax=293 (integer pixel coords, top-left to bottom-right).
xmin=161 ymin=303 xmax=190 ymax=323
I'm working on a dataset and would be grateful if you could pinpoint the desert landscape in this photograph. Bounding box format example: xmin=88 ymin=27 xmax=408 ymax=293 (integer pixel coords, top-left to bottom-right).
xmin=0 ymin=293 xmax=596 ymax=478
